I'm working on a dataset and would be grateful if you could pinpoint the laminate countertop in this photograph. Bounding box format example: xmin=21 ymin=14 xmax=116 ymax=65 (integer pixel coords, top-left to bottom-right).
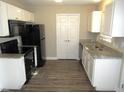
xmin=0 ymin=54 xmax=24 ymax=59
xmin=0 ymin=47 xmax=33 ymax=59
xmin=80 ymin=39 xmax=122 ymax=59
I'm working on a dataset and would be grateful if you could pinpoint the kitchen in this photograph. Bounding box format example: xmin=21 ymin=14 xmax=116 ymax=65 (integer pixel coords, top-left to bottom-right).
xmin=0 ymin=0 xmax=124 ymax=92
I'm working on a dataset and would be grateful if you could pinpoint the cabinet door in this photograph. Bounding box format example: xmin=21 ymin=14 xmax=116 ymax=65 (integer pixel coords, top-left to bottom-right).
xmin=82 ymin=47 xmax=86 ymax=69
xmin=21 ymin=9 xmax=26 ymax=21
xmin=23 ymin=11 xmax=34 ymax=22
xmin=7 ymin=4 xmax=23 ymax=20
xmin=87 ymin=13 xmax=92 ymax=32
xmin=102 ymin=3 xmax=113 ymax=36
xmin=83 ymin=47 xmax=89 ymax=72
xmin=0 ymin=57 xmax=26 ymax=89
xmin=85 ymin=51 xmax=89 ymax=73
xmin=112 ymin=0 xmax=124 ymax=37
xmin=88 ymin=11 xmax=102 ymax=33
xmin=0 ymin=1 xmax=9 ymax=36
xmin=30 ymin=12 xmax=34 ymax=22
xmin=88 ymin=55 xmax=94 ymax=82
xmin=91 ymin=11 xmax=102 ymax=33
xmin=23 ymin=10 xmax=30 ymax=21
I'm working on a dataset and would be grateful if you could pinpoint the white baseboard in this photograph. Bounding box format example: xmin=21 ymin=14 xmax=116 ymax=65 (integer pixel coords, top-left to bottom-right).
xmin=45 ymin=57 xmax=80 ymax=60
xmin=45 ymin=57 xmax=58 ymax=60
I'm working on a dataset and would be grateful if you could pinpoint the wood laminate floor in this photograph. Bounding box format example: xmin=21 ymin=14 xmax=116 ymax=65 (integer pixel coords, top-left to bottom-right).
xmin=21 ymin=60 xmax=95 ymax=92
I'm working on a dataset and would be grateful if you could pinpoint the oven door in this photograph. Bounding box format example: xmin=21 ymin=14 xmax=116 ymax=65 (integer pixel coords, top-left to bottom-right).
xmin=24 ymin=48 xmax=34 ymax=82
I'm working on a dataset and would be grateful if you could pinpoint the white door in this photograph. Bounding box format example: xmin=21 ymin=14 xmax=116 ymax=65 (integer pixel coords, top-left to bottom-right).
xmin=57 ymin=14 xmax=80 ymax=59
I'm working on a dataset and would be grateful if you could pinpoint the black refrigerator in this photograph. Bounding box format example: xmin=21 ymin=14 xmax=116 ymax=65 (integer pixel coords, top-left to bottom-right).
xmin=8 ymin=20 xmax=45 ymax=67
xmin=24 ymin=24 xmax=46 ymax=67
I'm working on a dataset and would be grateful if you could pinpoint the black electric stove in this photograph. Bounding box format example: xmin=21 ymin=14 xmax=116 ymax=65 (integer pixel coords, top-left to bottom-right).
xmin=0 ymin=39 xmax=35 ymax=82
xmin=14 ymin=47 xmax=35 ymax=82
xmin=19 ymin=47 xmax=35 ymax=82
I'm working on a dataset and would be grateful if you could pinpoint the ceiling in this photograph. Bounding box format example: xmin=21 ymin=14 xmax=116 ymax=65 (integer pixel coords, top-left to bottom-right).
xmin=22 ymin=0 xmax=101 ymax=6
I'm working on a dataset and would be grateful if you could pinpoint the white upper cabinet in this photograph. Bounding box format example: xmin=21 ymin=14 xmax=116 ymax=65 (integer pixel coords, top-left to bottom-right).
xmin=0 ymin=1 xmax=35 ymax=36
xmin=30 ymin=12 xmax=34 ymax=22
xmin=24 ymin=10 xmax=34 ymax=22
xmin=101 ymin=0 xmax=124 ymax=37
xmin=0 ymin=1 xmax=9 ymax=36
xmin=7 ymin=4 xmax=24 ymax=21
xmin=7 ymin=3 xmax=34 ymax=22
xmin=88 ymin=11 xmax=102 ymax=33
xmin=23 ymin=10 xmax=31 ymax=22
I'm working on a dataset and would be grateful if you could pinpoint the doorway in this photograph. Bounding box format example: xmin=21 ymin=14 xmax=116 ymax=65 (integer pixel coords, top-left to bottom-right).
xmin=56 ymin=14 xmax=80 ymax=59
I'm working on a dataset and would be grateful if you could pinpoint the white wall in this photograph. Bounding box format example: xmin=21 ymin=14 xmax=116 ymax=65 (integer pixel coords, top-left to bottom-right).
xmin=31 ymin=5 xmax=98 ymax=58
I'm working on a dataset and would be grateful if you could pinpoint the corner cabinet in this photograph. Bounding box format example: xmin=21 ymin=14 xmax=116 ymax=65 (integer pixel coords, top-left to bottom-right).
xmin=0 ymin=1 xmax=9 ymax=37
xmin=101 ymin=0 xmax=124 ymax=37
xmin=88 ymin=11 xmax=102 ymax=33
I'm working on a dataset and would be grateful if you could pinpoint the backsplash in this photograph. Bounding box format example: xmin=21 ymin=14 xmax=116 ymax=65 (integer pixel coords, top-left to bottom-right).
xmin=80 ymin=32 xmax=99 ymax=40
xmin=97 ymin=35 xmax=124 ymax=52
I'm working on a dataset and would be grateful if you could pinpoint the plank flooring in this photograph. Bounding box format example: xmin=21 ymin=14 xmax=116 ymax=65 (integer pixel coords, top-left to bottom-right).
xmin=21 ymin=60 xmax=95 ymax=92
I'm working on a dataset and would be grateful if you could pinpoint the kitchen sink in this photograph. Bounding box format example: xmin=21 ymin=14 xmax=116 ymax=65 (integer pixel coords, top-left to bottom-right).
xmin=85 ymin=44 xmax=104 ymax=52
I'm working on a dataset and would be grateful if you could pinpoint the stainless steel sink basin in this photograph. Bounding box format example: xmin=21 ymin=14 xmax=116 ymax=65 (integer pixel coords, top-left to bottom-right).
xmin=85 ymin=44 xmax=104 ymax=52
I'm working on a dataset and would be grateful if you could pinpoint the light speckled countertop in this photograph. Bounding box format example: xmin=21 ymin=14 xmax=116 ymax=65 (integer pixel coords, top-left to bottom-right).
xmin=0 ymin=54 xmax=24 ymax=59
xmin=0 ymin=36 xmax=20 ymax=44
xmin=0 ymin=46 xmax=33 ymax=59
xmin=80 ymin=39 xmax=122 ymax=59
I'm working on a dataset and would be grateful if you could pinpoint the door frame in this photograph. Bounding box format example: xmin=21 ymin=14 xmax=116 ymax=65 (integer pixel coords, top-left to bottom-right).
xmin=56 ymin=13 xmax=80 ymax=60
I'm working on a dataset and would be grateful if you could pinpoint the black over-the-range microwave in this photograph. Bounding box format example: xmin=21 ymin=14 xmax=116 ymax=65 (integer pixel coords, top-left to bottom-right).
xmin=8 ymin=20 xmax=32 ymax=37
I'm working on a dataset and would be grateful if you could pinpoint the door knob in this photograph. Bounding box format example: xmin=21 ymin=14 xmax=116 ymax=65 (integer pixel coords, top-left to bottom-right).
xmin=64 ymin=40 xmax=70 ymax=42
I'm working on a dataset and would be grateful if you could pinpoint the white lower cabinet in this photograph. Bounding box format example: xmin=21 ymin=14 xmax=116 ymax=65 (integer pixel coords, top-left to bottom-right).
xmin=87 ymin=55 xmax=94 ymax=82
xmin=82 ymin=47 xmax=122 ymax=91
xmin=0 ymin=57 xmax=26 ymax=90
xmin=93 ymin=59 xmax=121 ymax=91
xmin=82 ymin=47 xmax=87 ymax=71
